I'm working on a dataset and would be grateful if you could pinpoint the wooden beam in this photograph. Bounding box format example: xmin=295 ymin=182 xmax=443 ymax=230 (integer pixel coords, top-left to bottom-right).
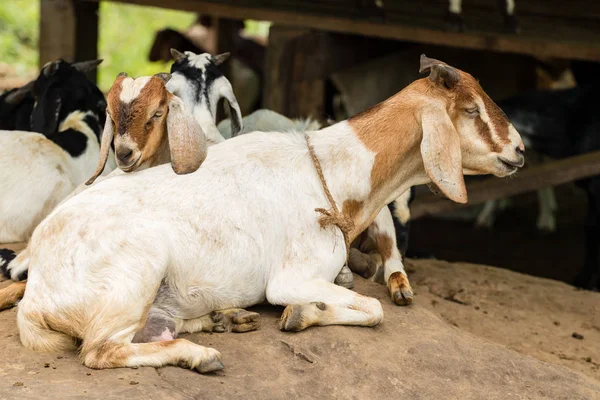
xmin=40 ymin=0 xmax=76 ymax=66
xmin=74 ymin=0 xmax=99 ymax=83
xmin=411 ymin=150 xmax=600 ymax=220
xmin=88 ymin=0 xmax=600 ymax=62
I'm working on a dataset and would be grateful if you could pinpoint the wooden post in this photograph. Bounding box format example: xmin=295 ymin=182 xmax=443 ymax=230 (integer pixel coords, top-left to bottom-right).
xmin=40 ymin=0 xmax=76 ymax=65
xmin=263 ymin=25 xmax=325 ymax=120
xmin=39 ymin=0 xmax=99 ymax=83
xmin=74 ymin=0 xmax=100 ymax=83
xmin=213 ymin=18 xmax=237 ymax=80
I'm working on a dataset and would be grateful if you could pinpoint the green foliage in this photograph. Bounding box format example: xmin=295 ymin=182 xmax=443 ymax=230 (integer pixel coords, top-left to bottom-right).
xmin=98 ymin=3 xmax=195 ymax=91
xmin=0 ymin=1 xmax=270 ymax=92
xmin=0 ymin=0 xmax=39 ymax=75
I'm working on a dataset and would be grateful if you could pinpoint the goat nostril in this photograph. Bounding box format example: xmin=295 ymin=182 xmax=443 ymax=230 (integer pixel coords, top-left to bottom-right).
xmin=515 ymin=146 xmax=525 ymax=155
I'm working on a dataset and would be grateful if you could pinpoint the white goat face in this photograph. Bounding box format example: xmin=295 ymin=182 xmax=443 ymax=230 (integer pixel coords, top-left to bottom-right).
xmin=167 ymin=49 xmax=243 ymax=136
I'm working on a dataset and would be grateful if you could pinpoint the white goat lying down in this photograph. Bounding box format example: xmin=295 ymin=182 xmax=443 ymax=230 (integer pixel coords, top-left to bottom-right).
xmin=17 ymin=55 xmax=525 ymax=373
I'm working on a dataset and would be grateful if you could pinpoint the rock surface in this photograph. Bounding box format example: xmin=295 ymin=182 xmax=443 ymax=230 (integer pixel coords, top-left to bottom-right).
xmin=0 ymin=272 xmax=599 ymax=399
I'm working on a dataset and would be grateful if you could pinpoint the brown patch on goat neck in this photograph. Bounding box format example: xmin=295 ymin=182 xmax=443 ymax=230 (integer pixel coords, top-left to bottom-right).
xmin=342 ymin=199 xmax=364 ymax=222
xmin=348 ymin=82 xmax=424 ymax=194
xmin=376 ymin=233 xmax=394 ymax=261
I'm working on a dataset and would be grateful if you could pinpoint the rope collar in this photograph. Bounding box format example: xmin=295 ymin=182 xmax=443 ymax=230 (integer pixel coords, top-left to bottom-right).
xmin=304 ymin=134 xmax=355 ymax=265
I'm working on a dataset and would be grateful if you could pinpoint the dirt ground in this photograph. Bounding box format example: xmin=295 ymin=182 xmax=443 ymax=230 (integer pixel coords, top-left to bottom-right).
xmin=407 ymin=258 xmax=600 ymax=381
xmin=0 ymin=271 xmax=599 ymax=400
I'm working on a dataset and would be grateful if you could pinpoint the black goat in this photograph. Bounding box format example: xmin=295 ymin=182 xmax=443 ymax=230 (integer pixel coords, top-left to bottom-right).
xmin=499 ymin=74 xmax=600 ymax=290
xmin=0 ymin=60 xmax=103 ymax=134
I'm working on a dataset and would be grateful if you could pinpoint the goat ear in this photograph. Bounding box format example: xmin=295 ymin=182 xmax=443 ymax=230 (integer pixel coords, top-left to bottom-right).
xmin=170 ymin=48 xmax=186 ymax=62
xmin=72 ymin=59 xmax=103 ymax=73
xmin=212 ymin=52 xmax=230 ymax=66
xmin=419 ymin=54 xmax=460 ymax=89
xmin=420 ymin=104 xmax=467 ymax=204
xmin=167 ymin=96 xmax=207 ymax=174
xmin=154 ymin=72 xmax=172 ymax=84
xmin=86 ymin=114 xmax=114 ymax=185
xmin=218 ymin=79 xmax=243 ymax=136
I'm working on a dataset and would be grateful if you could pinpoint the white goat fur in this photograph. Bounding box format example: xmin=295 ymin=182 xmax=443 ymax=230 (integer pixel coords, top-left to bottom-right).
xmin=217 ymin=109 xmax=322 ymax=139
xmin=0 ymin=112 xmax=115 ymax=243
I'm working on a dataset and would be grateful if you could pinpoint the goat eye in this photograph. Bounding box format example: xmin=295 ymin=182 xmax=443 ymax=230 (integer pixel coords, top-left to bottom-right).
xmin=153 ymin=111 xmax=163 ymax=118
xmin=465 ymin=107 xmax=479 ymax=117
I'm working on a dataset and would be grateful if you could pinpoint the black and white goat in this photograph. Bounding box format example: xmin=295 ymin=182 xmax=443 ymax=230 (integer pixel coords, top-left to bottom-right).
xmin=0 ymin=59 xmax=112 ymax=250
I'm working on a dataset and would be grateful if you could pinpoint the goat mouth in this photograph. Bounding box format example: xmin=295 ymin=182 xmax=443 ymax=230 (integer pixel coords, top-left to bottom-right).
xmin=119 ymin=154 xmax=142 ymax=172
xmin=498 ymin=156 xmax=524 ymax=168
xmin=497 ymin=158 xmax=519 ymax=175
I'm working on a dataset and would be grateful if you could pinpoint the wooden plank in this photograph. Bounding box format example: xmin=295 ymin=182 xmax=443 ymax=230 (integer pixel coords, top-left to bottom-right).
xmin=262 ymin=25 xmax=307 ymax=116
xmin=40 ymin=0 xmax=76 ymax=66
xmin=88 ymin=0 xmax=600 ymax=62
xmin=410 ymin=150 xmax=600 ymax=220
xmin=74 ymin=0 xmax=99 ymax=83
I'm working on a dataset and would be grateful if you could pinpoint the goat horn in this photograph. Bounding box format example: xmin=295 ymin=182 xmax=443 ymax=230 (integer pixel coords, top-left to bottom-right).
xmin=154 ymin=72 xmax=172 ymax=84
xmin=72 ymin=59 xmax=104 ymax=73
xmin=419 ymin=54 xmax=460 ymax=88
xmin=170 ymin=48 xmax=186 ymax=62
xmin=4 ymin=81 xmax=34 ymax=104
xmin=117 ymin=72 xmax=128 ymax=78
xmin=212 ymin=52 xmax=230 ymax=66
xmin=42 ymin=60 xmax=61 ymax=77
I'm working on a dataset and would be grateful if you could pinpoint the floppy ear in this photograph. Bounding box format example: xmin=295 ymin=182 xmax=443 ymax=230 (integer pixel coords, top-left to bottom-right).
xmin=218 ymin=80 xmax=243 ymax=136
xmin=420 ymin=104 xmax=467 ymax=203
xmin=86 ymin=114 xmax=114 ymax=185
xmin=167 ymin=96 xmax=207 ymax=174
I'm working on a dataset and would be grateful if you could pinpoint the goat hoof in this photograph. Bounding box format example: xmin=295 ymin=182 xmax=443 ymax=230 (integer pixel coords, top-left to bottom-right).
xmin=388 ymin=271 xmax=413 ymax=306
xmin=211 ymin=309 xmax=260 ymax=333
xmin=334 ymin=265 xmax=355 ymax=289
xmin=280 ymin=305 xmax=308 ymax=332
xmin=197 ymin=354 xmax=224 ymax=373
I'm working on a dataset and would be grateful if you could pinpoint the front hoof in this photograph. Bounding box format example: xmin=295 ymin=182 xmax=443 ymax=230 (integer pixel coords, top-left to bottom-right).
xmin=334 ymin=265 xmax=355 ymax=289
xmin=388 ymin=271 xmax=414 ymax=306
xmin=280 ymin=305 xmax=312 ymax=332
xmin=196 ymin=351 xmax=224 ymax=373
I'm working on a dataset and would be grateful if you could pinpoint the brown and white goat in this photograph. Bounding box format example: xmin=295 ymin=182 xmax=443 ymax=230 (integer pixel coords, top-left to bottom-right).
xmin=16 ymin=56 xmax=524 ymax=372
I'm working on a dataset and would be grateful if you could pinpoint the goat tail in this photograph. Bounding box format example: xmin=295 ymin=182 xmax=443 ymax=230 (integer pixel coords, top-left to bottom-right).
xmin=17 ymin=304 xmax=77 ymax=353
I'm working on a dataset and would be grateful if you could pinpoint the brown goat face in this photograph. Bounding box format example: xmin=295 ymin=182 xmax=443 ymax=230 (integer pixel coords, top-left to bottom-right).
xmin=417 ymin=55 xmax=524 ymax=203
xmin=107 ymin=75 xmax=171 ymax=172
xmin=449 ymin=74 xmax=525 ymax=178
